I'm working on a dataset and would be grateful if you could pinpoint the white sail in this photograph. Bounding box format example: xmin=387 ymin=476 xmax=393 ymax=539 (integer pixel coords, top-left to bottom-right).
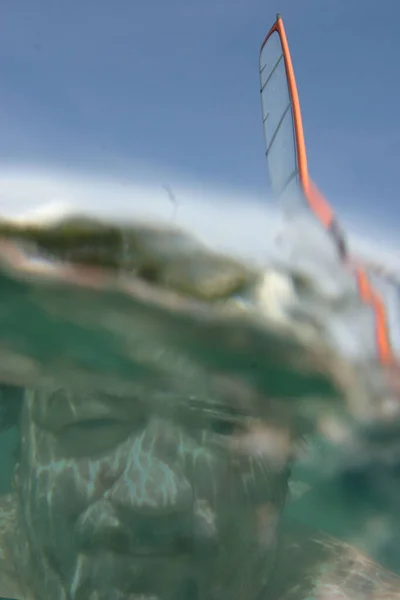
xmin=259 ymin=15 xmax=396 ymax=365
xmin=259 ymin=28 xmax=300 ymax=210
xmin=259 ymin=15 xmax=336 ymax=233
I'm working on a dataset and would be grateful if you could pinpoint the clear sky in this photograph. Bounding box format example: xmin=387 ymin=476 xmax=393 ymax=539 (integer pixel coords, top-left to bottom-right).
xmin=0 ymin=0 xmax=399 ymax=233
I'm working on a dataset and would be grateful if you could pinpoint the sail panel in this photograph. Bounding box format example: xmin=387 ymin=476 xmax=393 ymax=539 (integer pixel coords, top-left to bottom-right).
xmin=260 ymin=30 xmax=300 ymax=203
xmin=260 ymin=30 xmax=282 ymax=88
xmin=266 ymin=109 xmax=297 ymax=195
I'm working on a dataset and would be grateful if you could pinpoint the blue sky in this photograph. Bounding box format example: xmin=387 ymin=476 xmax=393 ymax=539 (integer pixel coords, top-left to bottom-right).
xmin=0 ymin=0 xmax=399 ymax=231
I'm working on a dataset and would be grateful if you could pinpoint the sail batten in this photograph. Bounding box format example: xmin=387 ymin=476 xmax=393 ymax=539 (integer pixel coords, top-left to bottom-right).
xmin=261 ymin=54 xmax=284 ymax=92
xmin=265 ymin=102 xmax=292 ymax=156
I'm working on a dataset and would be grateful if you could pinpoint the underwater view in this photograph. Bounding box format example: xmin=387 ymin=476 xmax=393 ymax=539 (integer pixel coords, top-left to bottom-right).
xmin=0 ymin=214 xmax=398 ymax=600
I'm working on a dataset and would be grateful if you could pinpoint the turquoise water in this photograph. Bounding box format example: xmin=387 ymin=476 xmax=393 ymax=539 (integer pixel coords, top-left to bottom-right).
xmin=0 ymin=220 xmax=399 ymax=599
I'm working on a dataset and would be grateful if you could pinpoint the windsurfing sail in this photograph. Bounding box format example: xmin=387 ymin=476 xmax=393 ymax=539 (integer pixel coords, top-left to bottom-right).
xmin=259 ymin=14 xmax=346 ymax=257
xmin=259 ymin=14 xmax=395 ymax=366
